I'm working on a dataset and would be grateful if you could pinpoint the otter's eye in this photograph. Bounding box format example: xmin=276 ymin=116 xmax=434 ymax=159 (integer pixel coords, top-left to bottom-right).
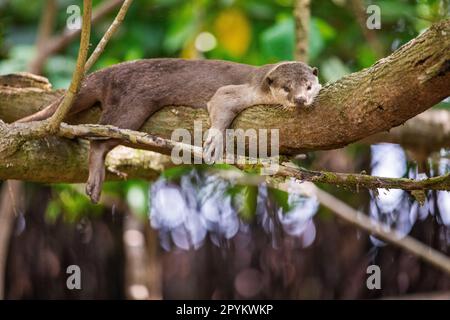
xmin=307 ymin=85 xmax=312 ymax=91
xmin=282 ymin=86 xmax=290 ymax=93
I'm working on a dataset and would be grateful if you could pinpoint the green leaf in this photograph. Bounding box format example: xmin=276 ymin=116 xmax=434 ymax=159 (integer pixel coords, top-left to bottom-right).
xmin=309 ymin=18 xmax=336 ymax=61
xmin=45 ymin=200 xmax=61 ymax=223
xmin=268 ymin=187 xmax=290 ymax=212
xmin=320 ymin=56 xmax=351 ymax=83
xmin=356 ymin=45 xmax=378 ymax=68
xmin=161 ymin=165 xmax=194 ymax=181
xmin=260 ymin=17 xmax=294 ymax=61
xmin=163 ymin=2 xmax=198 ymax=53
xmin=231 ymin=185 xmax=258 ymax=221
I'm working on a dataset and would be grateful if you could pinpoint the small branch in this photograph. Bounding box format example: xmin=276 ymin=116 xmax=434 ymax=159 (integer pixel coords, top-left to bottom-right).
xmin=216 ymin=171 xmax=450 ymax=276
xmin=294 ymin=0 xmax=310 ymax=62
xmin=29 ymin=0 xmax=125 ymax=75
xmin=0 ymin=129 xmax=172 ymax=183
xmin=28 ymin=0 xmax=57 ymax=74
xmin=46 ymin=0 xmax=92 ymax=132
xmin=85 ymin=0 xmax=133 ymax=72
xmin=278 ymin=163 xmax=450 ymax=191
xmin=301 ymin=182 xmax=450 ymax=276
xmin=42 ymin=0 xmax=133 ymax=132
xmin=3 ymin=114 xmax=450 ymax=191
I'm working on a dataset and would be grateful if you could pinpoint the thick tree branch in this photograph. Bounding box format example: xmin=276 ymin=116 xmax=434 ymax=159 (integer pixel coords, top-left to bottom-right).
xmin=1 ymin=120 xmax=449 ymax=192
xmin=2 ymin=19 xmax=449 ymax=154
xmin=0 ymin=134 xmax=172 ymax=183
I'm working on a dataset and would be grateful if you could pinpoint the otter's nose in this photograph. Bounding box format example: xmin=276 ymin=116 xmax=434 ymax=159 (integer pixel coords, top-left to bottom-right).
xmin=294 ymin=96 xmax=306 ymax=105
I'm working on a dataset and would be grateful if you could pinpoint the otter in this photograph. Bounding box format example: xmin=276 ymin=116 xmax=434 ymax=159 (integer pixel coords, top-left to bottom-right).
xmin=17 ymin=58 xmax=321 ymax=203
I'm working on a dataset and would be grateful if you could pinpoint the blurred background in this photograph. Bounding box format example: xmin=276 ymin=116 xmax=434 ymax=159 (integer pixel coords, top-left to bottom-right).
xmin=0 ymin=0 xmax=449 ymax=299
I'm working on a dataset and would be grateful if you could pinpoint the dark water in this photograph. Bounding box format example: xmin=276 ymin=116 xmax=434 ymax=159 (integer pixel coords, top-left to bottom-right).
xmin=147 ymin=144 xmax=450 ymax=298
xmin=149 ymin=169 xmax=319 ymax=251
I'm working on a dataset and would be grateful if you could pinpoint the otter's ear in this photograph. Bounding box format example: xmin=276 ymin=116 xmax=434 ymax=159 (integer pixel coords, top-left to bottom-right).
xmin=261 ymin=75 xmax=273 ymax=91
xmin=312 ymin=67 xmax=318 ymax=76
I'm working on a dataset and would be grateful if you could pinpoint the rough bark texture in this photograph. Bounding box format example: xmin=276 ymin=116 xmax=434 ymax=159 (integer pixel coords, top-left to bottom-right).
xmin=2 ymin=20 xmax=449 ymax=155
xmin=0 ymin=137 xmax=171 ymax=183
xmin=0 ymin=75 xmax=171 ymax=183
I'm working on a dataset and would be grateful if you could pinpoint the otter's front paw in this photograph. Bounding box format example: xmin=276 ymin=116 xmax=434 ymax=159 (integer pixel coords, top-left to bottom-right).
xmin=203 ymin=130 xmax=224 ymax=163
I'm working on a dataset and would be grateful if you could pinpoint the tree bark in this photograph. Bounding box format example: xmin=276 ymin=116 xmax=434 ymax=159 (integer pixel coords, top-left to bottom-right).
xmin=2 ymin=20 xmax=449 ymax=155
xmin=0 ymin=137 xmax=171 ymax=183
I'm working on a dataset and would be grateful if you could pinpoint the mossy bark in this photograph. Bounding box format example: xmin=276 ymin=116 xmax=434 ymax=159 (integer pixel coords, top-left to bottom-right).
xmin=0 ymin=20 xmax=449 ymax=183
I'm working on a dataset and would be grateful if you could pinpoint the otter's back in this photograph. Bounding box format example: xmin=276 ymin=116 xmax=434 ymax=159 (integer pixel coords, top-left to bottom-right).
xmin=92 ymin=59 xmax=257 ymax=108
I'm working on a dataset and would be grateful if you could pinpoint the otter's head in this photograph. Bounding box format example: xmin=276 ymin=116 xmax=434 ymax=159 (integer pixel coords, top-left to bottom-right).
xmin=263 ymin=62 xmax=321 ymax=108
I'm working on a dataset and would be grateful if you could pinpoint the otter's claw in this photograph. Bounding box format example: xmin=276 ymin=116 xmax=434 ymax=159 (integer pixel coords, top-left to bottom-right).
xmin=85 ymin=170 xmax=105 ymax=204
xmin=203 ymin=131 xmax=223 ymax=163
xmin=86 ymin=179 xmax=101 ymax=204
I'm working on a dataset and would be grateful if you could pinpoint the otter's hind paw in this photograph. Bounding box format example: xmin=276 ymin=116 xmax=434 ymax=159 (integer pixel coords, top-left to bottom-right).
xmin=85 ymin=175 xmax=103 ymax=204
xmin=203 ymin=131 xmax=223 ymax=164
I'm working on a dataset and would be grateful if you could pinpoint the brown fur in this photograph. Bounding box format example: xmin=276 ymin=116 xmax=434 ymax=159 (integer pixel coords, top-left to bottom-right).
xmin=18 ymin=58 xmax=320 ymax=203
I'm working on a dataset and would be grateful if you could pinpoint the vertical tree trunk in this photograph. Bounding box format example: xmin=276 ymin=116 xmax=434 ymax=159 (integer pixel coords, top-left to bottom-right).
xmin=294 ymin=0 xmax=310 ymax=62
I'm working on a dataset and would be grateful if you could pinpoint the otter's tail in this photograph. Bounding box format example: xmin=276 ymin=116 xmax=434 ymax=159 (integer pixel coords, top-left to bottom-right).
xmin=16 ymin=73 xmax=100 ymax=123
xmin=15 ymin=96 xmax=63 ymax=123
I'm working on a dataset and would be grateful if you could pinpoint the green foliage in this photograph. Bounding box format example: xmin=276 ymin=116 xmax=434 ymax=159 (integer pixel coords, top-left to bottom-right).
xmin=45 ymin=184 xmax=102 ymax=223
xmin=268 ymin=187 xmax=290 ymax=212
xmin=260 ymin=16 xmax=294 ymax=61
xmin=230 ymin=184 xmax=258 ymax=222
xmin=162 ymin=165 xmax=196 ymax=181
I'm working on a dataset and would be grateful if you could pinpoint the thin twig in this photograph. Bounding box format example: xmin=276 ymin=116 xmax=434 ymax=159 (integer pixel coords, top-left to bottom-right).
xmin=302 ymin=182 xmax=450 ymax=275
xmin=214 ymin=170 xmax=450 ymax=276
xmin=47 ymin=0 xmax=133 ymax=132
xmin=85 ymin=0 xmax=133 ymax=72
xmin=46 ymin=0 xmax=92 ymax=132
xmin=279 ymin=162 xmax=450 ymax=191
xmin=29 ymin=0 xmax=125 ymax=74
xmin=28 ymin=0 xmax=57 ymax=74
